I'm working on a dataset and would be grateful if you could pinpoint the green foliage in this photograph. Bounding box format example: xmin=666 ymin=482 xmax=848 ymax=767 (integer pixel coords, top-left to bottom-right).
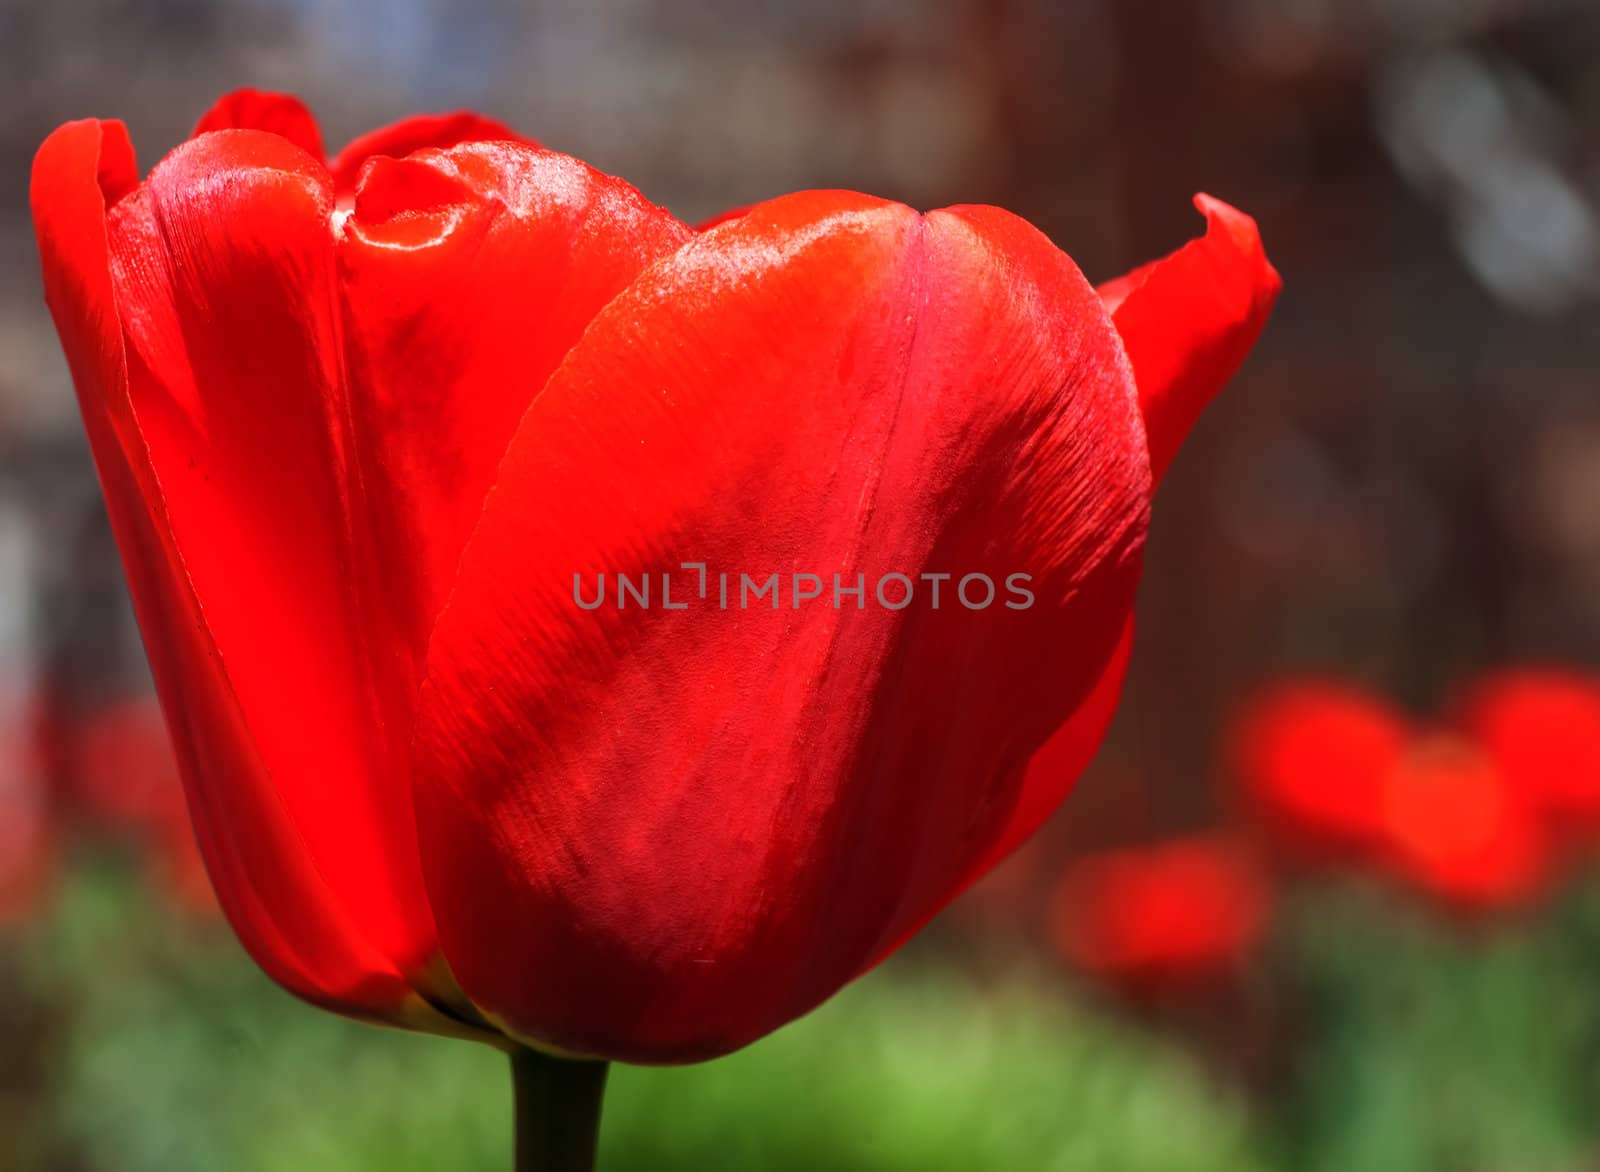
xmin=17 ymin=864 xmax=1264 ymax=1172
xmin=1268 ymin=879 xmax=1600 ymax=1172
xmin=15 ymin=863 xmax=1600 ymax=1171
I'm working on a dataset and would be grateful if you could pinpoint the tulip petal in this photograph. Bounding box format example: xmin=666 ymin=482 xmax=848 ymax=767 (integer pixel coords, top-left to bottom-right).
xmin=413 ymin=191 xmax=1149 ymax=1061
xmin=337 ymin=142 xmax=691 ymax=682
xmin=1100 ymin=194 xmax=1280 ymax=483
xmin=695 ymin=202 xmax=755 ymax=231
xmin=330 ymin=111 xmax=538 ymax=194
xmin=191 ymin=88 xmax=326 ymax=161
xmin=984 ymin=616 xmax=1134 ymax=866
xmin=31 ymin=121 xmax=463 ymax=1023
xmin=91 ymin=130 xmax=457 ymax=1014
xmin=857 ymin=617 xmax=1134 ymax=973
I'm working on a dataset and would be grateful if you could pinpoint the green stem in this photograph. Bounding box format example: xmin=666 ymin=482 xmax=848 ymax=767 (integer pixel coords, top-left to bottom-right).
xmin=509 ymin=1047 xmax=609 ymax=1172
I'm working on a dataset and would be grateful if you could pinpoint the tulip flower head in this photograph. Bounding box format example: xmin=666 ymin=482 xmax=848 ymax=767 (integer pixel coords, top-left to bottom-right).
xmin=32 ymin=88 xmax=1279 ymax=1065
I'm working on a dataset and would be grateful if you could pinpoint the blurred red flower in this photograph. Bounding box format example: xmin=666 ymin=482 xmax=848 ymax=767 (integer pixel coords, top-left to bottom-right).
xmin=70 ymin=695 xmax=182 ymax=829
xmin=32 ymin=88 xmax=1277 ymax=1061
xmin=1050 ymin=836 xmax=1272 ymax=992
xmin=70 ymin=696 xmax=219 ymax=917
xmin=0 ymin=693 xmax=56 ymax=927
xmin=1378 ymin=733 xmax=1547 ymax=913
xmin=1455 ymin=669 xmax=1600 ymax=845
xmin=1227 ymin=674 xmax=1571 ymax=913
xmin=143 ymin=791 xmax=219 ymax=918
xmin=1227 ymin=680 xmax=1409 ymax=864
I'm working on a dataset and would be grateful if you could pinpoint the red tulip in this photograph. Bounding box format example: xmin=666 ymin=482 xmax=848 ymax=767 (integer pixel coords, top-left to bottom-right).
xmin=1378 ymin=734 xmax=1547 ymax=913
xmin=1050 ymin=836 xmax=1272 ymax=990
xmin=70 ymin=695 xmax=179 ymax=828
xmin=32 ymin=88 xmax=1278 ymax=1063
xmin=0 ymin=690 xmax=57 ymax=927
xmin=1228 ymin=677 xmax=1551 ymax=913
xmin=1228 ymin=680 xmax=1410 ymax=864
xmin=145 ymin=788 xmax=221 ymax=919
xmin=72 ymin=696 xmax=220 ymax=916
xmin=1454 ymin=668 xmax=1600 ymax=844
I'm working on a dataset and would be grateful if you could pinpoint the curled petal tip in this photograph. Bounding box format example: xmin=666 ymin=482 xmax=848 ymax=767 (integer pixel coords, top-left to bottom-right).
xmin=330 ymin=111 xmax=539 ymax=194
xmin=1103 ymin=193 xmax=1281 ymax=484
xmin=32 ymin=118 xmax=139 ymax=222
xmin=696 ymin=202 xmax=756 ymax=231
xmin=346 ymin=153 xmax=477 ymax=245
xmin=1192 ymin=193 xmax=1283 ymax=308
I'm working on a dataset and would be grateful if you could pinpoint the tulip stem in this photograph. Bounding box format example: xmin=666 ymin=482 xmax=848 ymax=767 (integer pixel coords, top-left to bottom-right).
xmin=510 ymin=1047 xmax=609 ymax=1172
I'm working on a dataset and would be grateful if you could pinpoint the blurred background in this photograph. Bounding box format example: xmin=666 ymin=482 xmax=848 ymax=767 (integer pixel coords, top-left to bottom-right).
xmin=4 ymin=0 xmax=1600 ymax=1169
